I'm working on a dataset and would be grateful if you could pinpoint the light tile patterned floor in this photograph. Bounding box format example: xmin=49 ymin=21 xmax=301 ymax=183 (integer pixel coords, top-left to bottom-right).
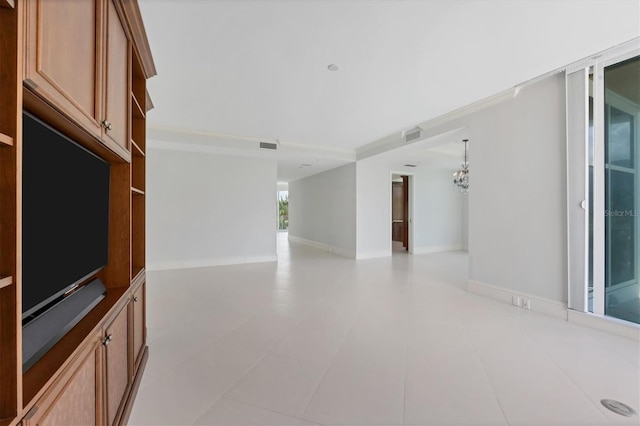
xmin=128 ymin=234 xmax=640 ymax=426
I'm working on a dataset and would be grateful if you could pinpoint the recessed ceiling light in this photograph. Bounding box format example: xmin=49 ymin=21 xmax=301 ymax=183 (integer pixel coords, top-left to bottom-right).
xmin=327 ymin=64 xmax=339 ymax=71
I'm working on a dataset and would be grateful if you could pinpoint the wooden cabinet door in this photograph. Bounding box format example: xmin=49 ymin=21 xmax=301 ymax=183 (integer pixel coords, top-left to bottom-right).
xmin=102 ymin=0 xmax=130 ymax=155
xmin=23 ymin=332 xmax=102 ymax=426
xmin=24 ymin=0 xmax=103 ymax=139
xmin=132 ymin=282 xmax=146 ymax=370
xmin=104 ymin=303 xmax=130 ymax=426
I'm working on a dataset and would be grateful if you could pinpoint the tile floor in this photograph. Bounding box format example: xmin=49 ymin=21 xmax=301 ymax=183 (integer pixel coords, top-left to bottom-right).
xmin=128 ymin=233 xmax=640 ymax=426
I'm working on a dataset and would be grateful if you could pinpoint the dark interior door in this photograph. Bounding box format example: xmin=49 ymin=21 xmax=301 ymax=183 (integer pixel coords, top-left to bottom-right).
xmin=402 ymin=176 xmax=409 ymax=250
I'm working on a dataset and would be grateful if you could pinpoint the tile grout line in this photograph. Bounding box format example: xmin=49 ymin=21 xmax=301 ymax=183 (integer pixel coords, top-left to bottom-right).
xmin=401 ymin=273 xmax=415 ymax=426
xmin=195 ymin=264 xmax=358 ymax=423
xmin=521 ymin=320 xmax=618 ymax=425
xmin=189 ymin=305 xmax=314 ymax=424
xmin=192 ymin=315 xmax=312 ymax=422
xmin=459 ymin=317 xmax=511 ymax=426
xmin=296 ymin=280 xmax=372 ymax=424
xmin=206 ymin=396 xmax=303 ymax=424
xmin=184 ymin=306 xmax=284 ymax=424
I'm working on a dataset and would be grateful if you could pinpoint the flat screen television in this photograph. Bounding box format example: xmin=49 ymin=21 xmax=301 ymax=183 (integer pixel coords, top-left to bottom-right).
xmin=22 ymin=111 xmax=110 ymax=322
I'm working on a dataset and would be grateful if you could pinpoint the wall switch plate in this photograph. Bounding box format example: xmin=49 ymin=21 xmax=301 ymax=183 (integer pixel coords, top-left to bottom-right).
xmin=522 ymin=299 xmax=531 ymax=310
xmin=512 ymin=295 xmax=522 ymax=307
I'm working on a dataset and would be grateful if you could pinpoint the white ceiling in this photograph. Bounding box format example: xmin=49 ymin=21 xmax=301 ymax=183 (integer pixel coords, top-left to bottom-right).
xmin=139 ymin=0 xmax=639 ymax=181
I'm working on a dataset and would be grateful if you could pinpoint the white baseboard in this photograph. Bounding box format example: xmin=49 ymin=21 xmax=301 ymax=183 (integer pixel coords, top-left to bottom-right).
xmin=288 ymin=235 xmax=356 ymax=259
xmin=467 ymin=280 xmax=568 ymax=319
xmin=356 ymin=250 xmax=391 ymax=260
xmin=413 ymin=245 xmax=464 ymax=255
xmin=148 ymin=255 xmax=278 ymax=271
xmin=567 ymin=310 xmax=640 ymax=341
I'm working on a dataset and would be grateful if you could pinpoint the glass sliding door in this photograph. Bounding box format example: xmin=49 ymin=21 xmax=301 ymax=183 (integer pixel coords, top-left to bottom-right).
xmin=602 ymin=56 xmax=640 ymax=323
xmin=566 ymin=44 xmax=640 ymax=325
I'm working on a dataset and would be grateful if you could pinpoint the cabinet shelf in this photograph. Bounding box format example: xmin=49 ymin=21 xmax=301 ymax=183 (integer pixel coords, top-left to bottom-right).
xmin=131 ymin=187 xmax=145 ymax=196
xmin=131 ymin=265 xmax=145 ymax=282
xmin=0 ymin=276 xmax=13 ymax=289
xmin=131 ymin=139 xmax=145 ymax=157
xmin=0 ymin=132 xmax=14 ymax=146
xmin=131 ymin=93 xmax=145 ymax=119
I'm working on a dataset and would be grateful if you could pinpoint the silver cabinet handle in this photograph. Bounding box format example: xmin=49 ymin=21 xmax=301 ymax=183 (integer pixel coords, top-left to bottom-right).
xmin=133 ymin=296 xmax=139 ymax=302
xmin=101 ymin=120 xmax=113 ymax=131
xmin=103 ymin=334 xmax=113 ymax=346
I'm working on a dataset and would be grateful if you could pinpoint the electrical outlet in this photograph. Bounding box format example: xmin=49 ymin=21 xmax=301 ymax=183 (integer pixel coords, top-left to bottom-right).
xmin=512 ymin=295 xmax=522 ymax=307
xmin=522 ymin=299 xmax=531 ymax=310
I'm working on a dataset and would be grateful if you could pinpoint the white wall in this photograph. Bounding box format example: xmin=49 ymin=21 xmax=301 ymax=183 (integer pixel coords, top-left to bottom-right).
xmin=413 ymin=167 xmax=465 ymax=253
xmin=468 ymin=74 xmax=567 ymax=303
xmin=356 ymin=159 xmax=465 ymax=258
xmin=355 ymin=159 xmax=393 ymax=258
xmin=462 ymin=195 xmax=469 ymax=250
xmin=288 ymin=163 xmax=357 ymax=257
xmin=147 ymin=147 xmax=277 ymax=270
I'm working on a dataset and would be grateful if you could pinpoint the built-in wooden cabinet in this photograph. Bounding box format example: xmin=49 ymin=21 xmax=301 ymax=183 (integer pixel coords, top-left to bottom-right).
xmin=131 ymin=279 xmax=146 ymax=371
xmin=22 ymin=297 xmax=135 ymax=426
xmin=23 ymin=0 xmax=104 ymax=140
xmin=22 ymin=330 xmax=103 ymax=426
xmin=24 ymin=0 xmax=132 ymax=160
xmin=103 ymin=0 xmax=131 ymax=154
xmin=0 ymin=1 xmax=22 ymax=423
xmin=104 ymin=303 xmax=130 ymax=426
xmin=0 ymin=1 xmax=156 ymax=425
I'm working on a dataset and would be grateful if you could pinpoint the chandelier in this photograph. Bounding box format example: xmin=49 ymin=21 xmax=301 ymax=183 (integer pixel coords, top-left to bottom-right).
xmin=453 ymin=139 xmax=469 ymax=193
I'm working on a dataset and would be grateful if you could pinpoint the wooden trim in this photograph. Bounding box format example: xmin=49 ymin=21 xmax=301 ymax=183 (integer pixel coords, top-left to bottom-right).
xmin=0 ymin=133 xmax=13 ymax=146
xmin=131 ymin=93 xmax=144 ymax=119
xmin=130 ymin=270 xmax=145 ymax=289
xmin=118 ymin=345 xmax=148 ymax=426
xmin=130 ymin=187 xmax=144 ymax=196
xmin=0 ymin=276 xmax=12 ymax=289
xmin=23 ymin=89 xmax=124 ymax=165
xmin=131 ymin=265 xmax=144 ymax=280
xmin=0 ymin=2 xmax=22 ymax=421
xmin=119 ymin=1 xmax=156 ymax=78
xmin=131 ymin=139 xmax=145 ymax=157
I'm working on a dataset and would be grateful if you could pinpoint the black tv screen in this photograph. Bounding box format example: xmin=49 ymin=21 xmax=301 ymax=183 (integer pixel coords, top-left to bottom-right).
xmin=22 ymin=111 xmax=110 ymax=320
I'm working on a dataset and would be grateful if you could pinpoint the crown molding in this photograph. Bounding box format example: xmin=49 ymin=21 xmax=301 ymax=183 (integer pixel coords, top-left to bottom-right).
xmin=147 ymin=125 xmax=356 ymax=162
xmin=356 ymin=88 xmax=515 ymax=161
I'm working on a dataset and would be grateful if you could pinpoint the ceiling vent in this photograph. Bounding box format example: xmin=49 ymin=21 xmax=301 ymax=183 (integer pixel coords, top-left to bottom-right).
xmin=405 ymin=129 xmax=421 ymax=143
xmin=259 ymin=142 xmax=277 ymax=150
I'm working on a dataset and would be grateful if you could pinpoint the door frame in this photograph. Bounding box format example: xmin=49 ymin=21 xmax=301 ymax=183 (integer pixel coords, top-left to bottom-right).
xmin=390 ymin=171 xmax=415 ymax=254
xmin=566 ymin=43 xmax=640 ymax=318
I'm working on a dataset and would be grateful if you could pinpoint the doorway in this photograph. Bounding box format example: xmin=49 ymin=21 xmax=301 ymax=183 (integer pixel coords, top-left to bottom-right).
xmin=391 ymin=173 xmax=411 ymax=254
